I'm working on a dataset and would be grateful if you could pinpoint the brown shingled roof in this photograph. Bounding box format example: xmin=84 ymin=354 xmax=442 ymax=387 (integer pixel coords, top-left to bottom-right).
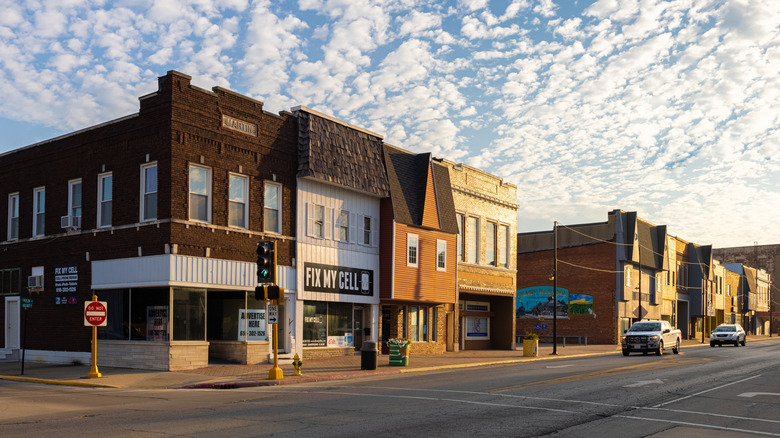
xmin=296 ymin=108 xmax=389 ymax=197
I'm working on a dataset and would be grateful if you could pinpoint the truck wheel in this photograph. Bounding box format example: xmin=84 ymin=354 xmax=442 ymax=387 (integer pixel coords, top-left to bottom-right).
xmin=672 ymin=339 xmax=680 ymax=354
xmin=622 ymin=349 xmax=629 ymax=356
xmin=656 ymin=341 xmax=663 ymax=356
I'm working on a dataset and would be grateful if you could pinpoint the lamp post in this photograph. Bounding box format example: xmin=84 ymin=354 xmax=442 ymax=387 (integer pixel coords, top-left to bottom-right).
xmin=552 ymin=221 xmax=558 ymax=356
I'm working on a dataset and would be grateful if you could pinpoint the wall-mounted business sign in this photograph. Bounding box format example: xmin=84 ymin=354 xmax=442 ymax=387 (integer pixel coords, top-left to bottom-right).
xmin=304 ymin=262 xmax=373 ymax=296
xmin=222 ymin=114 xmax=258 ymax=137
xmin=54 ymin=263 xmax=79 ymax=305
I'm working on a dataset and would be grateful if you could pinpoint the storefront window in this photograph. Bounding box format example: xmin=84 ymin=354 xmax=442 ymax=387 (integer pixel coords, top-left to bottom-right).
xmin=173 ymin=288 xmax=205 ymax=341
xmin=98 ymin=288 xmax=169 ymax=341
xmin=410 ymin=306 xmax=428 ymax=342
xmin=303 ymin=301 xmax=353 ymax=347
xmin=207 ymin=291 xmax=268 ymax=341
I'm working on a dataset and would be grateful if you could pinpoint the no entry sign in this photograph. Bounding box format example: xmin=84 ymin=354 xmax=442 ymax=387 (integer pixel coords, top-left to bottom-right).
xmin=84 ymin=301 xmax=108 ymax=327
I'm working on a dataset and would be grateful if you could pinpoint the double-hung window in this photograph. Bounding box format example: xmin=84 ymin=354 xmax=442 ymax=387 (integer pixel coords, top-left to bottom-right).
xmin=68 ymin=179 xmax=82 ymax=219
xmin=7 ymin=193 xmax=19 ymax=240
xmin=308 ymin=204 xmax=326 ymax=238
xmin=436 ymin=239 xmax=446 ymax=271
xmin=189 ymin=164 xmax=212 ymax=223
xmin=360 ymin=215 xmax=373 ymax=245
xmin=33 ymin=187 xmax=45 ymax=237
xmin=466 ymin=216 xmax=479 ymax=264
xmin=229 ymin=174 xmax=248 ymax=229
xmin=98 ymin=173 xmax=112 ymax=227
xmin=264 ymin=183 xmax=281 ymax=233
xmin=407 ymin=234 xmax=419 ymax=267
xmin=456 ymin=213 xmax=464 ymax=262
xmin=140 ymin=163 xmax=157 ymax=221
xmin=499 ymin=224 xmax=509 ymax=268
xmin=486 ymin=221 xmax=497 ymax=266
xmin=335 ymin=210 xmax=350 ymax=242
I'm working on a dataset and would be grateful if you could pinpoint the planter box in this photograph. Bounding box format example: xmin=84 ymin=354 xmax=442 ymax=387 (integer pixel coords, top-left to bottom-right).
xmin=389 ymin=344 xmax=409 ymax=366
xmin=523 ymin=339 xmax=538 ymax=357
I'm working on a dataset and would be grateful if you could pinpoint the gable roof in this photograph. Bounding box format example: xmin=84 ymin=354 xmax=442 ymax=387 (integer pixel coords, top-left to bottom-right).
xmin=383 ymin=143 xmax=458 ymax=234
xmin=295 ymin=107 xmax=389 ymax=197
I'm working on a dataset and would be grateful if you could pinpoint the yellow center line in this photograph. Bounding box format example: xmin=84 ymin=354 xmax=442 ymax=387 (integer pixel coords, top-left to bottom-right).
xmin=490 ymin=357 xmax=712 ymax=393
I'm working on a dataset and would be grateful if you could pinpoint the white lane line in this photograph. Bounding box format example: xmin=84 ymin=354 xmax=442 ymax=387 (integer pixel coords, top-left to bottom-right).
xmin=282 ymin=390 xmax=576 ymax=413
xmin=740 ymin=392 xmax=780 ymax=398
xmin=653 ymin=374 xmax=762 ymax=407
xmin=613 ymin=415 xmax=780 ymax=437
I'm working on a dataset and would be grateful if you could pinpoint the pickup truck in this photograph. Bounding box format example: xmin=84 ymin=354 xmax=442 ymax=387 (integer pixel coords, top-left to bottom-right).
xmin=621 ymin=320 xmax=681 ymax=356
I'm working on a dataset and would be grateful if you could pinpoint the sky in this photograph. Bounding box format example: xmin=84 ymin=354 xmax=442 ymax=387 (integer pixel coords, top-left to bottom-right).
xmin=1 ymin=0 xmax=779 ymax=248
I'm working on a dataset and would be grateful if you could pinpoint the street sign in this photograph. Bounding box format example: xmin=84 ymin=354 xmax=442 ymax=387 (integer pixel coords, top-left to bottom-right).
xmin=268 ymin=304 xmax=278 ymax=325
xmin=84 ymin=301 xmax=108 ymax=327
xmin=21 ymin=297 xmax=33 ymax=309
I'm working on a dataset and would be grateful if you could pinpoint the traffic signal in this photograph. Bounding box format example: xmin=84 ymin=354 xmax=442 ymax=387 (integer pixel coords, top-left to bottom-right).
xmin=266 ymin=285 xmax=285 ymax=301
xmin=253 ymin=285 xmax=285 ymax=301
xmin=256 ymin=241 xmax=275 ymax=284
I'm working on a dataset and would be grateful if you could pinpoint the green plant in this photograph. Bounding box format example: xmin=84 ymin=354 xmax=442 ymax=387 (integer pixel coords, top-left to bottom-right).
xmin=524 ymin=333 xmax=539 ymax=341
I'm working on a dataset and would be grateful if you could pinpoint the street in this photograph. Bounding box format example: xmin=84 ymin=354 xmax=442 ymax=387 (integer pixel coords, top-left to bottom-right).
xmin=2 ymin=339 xmax=779 ymax=437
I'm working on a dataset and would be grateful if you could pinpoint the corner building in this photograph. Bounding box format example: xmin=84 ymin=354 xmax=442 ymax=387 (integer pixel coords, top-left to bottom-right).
xmin=0 ymin=71 xmax=298 ymax=370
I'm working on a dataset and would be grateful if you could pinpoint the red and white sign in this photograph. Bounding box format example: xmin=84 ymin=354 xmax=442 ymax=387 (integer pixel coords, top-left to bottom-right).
xmin=84 ymin=301 xmax=108 ymax=327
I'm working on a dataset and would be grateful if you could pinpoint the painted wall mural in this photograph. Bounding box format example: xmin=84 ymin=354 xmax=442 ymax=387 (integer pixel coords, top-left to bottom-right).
xmin=516 ymin=287 xmax=595 ymax=319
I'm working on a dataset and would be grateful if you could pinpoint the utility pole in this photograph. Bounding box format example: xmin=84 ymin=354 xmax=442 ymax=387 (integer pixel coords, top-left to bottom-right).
xmin=552 ymin=221 xmax=558 ymax=356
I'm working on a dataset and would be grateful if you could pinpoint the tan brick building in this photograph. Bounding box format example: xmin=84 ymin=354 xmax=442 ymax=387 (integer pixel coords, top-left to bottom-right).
xmin=436 ymin=159 xmax=518 ymax=350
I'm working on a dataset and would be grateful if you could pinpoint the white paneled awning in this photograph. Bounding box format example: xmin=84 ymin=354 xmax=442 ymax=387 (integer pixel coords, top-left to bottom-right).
xmin=91 ymin=254 xmax=256 ymax=290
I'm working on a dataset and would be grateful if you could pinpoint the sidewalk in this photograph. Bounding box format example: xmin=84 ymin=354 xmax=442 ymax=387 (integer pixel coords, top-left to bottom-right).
xmin=1 ymin=336 xmax=775 ymax=390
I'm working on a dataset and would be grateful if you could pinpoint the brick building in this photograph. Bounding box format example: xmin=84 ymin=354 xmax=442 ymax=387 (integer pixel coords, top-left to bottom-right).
xmin=1 ymin=71 xmax=298 ymax=369
xmin=436 ymin=159 xmax=518 ymax=350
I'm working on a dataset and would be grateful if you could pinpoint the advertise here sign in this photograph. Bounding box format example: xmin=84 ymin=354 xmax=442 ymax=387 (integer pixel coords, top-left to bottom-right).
xmin=239 ymin=309 xmax=267 ymax=341
xmin=303 ymin=262 xmax=373 ymax=296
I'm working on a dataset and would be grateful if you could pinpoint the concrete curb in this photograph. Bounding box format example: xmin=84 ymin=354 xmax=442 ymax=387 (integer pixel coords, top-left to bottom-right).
xmin=0 ymin=375 xmax=120 ymax=388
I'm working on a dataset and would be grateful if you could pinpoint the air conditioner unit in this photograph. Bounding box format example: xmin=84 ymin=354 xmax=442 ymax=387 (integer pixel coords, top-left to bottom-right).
xmin=61 ymin=215 xmax=81 ymax=229
xmin=28 ymin=275 xmax=43 ymax=289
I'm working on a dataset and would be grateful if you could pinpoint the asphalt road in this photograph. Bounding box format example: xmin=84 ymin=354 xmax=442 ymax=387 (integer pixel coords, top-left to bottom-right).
xmin=2 ymin=339 xmax=779 ymax=437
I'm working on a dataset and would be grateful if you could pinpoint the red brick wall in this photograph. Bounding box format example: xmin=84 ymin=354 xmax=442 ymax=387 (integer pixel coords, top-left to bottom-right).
xmin=516 ymin=242 xmax=619 ymax=344
xmin=0 ymin=71 xmax=298 ymax=352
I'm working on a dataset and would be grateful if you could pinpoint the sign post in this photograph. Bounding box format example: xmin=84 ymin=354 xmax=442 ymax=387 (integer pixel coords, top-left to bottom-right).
xmin=20 ymin=298 xmax=32 ymax=375
xmin=84 ymin=296 xmax=107 ymax=378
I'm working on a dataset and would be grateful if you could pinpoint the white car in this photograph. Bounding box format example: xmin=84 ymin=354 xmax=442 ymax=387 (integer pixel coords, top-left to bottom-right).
xmin=710 ymin=323 xmax=746 ymax=347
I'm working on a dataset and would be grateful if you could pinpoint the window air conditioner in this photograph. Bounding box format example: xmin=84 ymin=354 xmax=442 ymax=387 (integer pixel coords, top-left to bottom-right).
xmin=61 ymin=215 xmax=81 ymax=229
xmin=28 ymin=275 xmax=43 ymax=289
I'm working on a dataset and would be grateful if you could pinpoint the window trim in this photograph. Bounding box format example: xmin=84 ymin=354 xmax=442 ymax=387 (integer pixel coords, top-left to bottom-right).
xmin=498 ymin=223 xmax=509 ymax=268
xmin=188 ymin=164 xmax=212 ymax=224
xmin=97 ymin=172 xmax=112 ymax=228
xmin=407 ymin=233 xmax=419 ymax=267
xmin=140 ymin=162 xmax=158 ymax=222
xmin=33 ymin=186 xmax=45 ymax=237
xmin=436 ymin=239 xmax=447 ymax=271
xmin=456 ymin=213 xmax=465 ymax=262
xmin=7 ymin=193 xmax=19 ymax=241
xmin=228 ymin=173 xmax=249 ymax=229
xmin=263 ymin=181 xmax=282 ymax=234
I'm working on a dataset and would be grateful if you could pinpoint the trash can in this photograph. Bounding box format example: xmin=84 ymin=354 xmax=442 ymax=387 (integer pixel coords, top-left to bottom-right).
xmin=388 ymin=340 xmax=409 ymax=366
xmin=361 ymin=341 xmax=378 ymax=370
